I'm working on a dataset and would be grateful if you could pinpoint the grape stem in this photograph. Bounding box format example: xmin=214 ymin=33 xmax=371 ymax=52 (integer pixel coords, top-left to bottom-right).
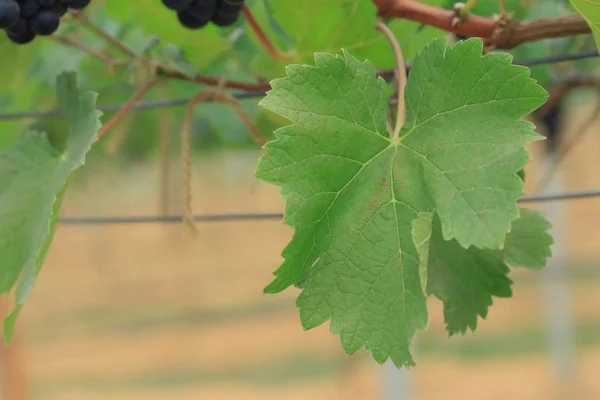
xmin=72 ymin=11 xmax=138 ymax=59
xmin=242 ymin=4 xmax=289 ymax=61
xmin=376 ymin=22 xmax=406 ymax=142
xmin=48 ymin=35 xmax=124 ymax=71
xmin=97 ymin=79 xmax=161 ymax=140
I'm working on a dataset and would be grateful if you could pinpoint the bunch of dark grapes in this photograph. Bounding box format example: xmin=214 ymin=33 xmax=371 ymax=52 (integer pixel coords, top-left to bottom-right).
xmin=162 ymin=0 xmax=245 ymax=30
xmin=0 ymin=0 xmax=90 ymax=45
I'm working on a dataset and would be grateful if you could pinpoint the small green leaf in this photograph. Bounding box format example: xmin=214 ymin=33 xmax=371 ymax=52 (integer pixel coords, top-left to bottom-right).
xmin=570 ymin=0 xmax=600 ymax=51
xmin=0 ymin=72 xmax=101 ymax=341
xmin=256 ymin=38 xmax=547 ymax=366
xmin=425 ymin=215 xmax=512 ymax=335
xmin=504 ymin=208 xmax=553 ymax=270
xmin=3 ymin=305 xmax=21 ymax=344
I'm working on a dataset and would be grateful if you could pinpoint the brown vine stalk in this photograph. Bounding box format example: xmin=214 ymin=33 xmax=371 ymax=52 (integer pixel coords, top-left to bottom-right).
xmin=371 ymin=0 xmax=591 ymax=49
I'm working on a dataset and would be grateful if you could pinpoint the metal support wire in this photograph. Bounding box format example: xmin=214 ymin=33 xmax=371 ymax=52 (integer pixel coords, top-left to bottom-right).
xmin=0 ymin=51 xmax=597 ymax=122
xmin=58 ymin=212 xmax=284 ymax=225
xmin=0 ymin=91 xmax=267 ymax=121
xmin=516 ymin=49 xmax=598 ymax=67
xmin=55 ymin=189 xmax=600 ymax=225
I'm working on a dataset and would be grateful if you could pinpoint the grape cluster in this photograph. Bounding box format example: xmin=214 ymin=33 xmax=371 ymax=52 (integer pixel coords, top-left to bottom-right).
xmin=162 ymin=0 xmax=244 ymax=30
xmin=0 ymin=0 xmax=90 ymax=45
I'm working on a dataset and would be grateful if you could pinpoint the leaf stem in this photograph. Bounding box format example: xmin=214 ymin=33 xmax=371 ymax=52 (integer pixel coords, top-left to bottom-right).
xmin=242 ymin=4 xmax=289 ymax=61
xmin=376 ymin=22 xmax=406 ymax=141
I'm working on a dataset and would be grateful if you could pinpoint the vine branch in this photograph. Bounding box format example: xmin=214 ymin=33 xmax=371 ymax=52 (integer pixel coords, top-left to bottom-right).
xmin=372 ymin=0 xmax=590 ymax=49
xmin=164 ymin=71 xmax=271 ymax=91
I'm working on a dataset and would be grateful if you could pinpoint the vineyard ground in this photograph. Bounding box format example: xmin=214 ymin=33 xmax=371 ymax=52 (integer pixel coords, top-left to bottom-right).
xmin=12 ymin=104 xmax=600 ymax=400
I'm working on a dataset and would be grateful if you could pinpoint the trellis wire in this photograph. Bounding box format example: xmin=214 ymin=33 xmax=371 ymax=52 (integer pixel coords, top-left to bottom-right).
xmin=56 ymin=188 xmax=600 ymax=225
xmin=0 ymin=50 xmax=597 ymax=122
xmin=517 ymin=49 xmax=598 ymax=67
xmin=0 ymin=91 xmax=268 ymax=121
xmin=0 ymin=48 xmax=596 ymax=226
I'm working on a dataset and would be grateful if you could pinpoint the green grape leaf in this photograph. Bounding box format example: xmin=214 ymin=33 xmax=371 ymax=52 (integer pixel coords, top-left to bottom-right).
xmin=256 ymin=38 xmax=547 ymax=367
xmin=0 ymin=72 xmax=101 ymax=342
xmin=504 ymin=208 xmax=553 ymax=270
xmin=425 ymin=207 xmax=551 ymax=335
xmin=424 ymin=215 xmax=512 ymax=335
xmin=570 ymin=0 xmax=600 ymax=51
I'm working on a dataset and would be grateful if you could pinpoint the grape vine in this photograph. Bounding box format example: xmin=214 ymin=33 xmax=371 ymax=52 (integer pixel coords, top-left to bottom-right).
xmin=0 ymin=0 xmax=598 ymax=370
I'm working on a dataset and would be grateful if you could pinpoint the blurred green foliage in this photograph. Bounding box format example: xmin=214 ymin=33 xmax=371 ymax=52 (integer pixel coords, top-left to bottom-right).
xmin=0 ymin=0 xmax=596 ymax=159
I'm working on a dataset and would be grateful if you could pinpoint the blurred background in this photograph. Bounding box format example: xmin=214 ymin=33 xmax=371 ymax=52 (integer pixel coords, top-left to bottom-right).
xmin=0 ymin=0 xmax=599 ymax=399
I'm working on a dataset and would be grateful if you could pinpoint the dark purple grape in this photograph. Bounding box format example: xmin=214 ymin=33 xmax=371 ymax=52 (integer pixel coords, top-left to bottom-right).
xmin=211 ymin=12 xmax=237 ymax=27
xmin=62 ymin=0 xmax=90 ymax=9
xmin=5 ymin=15 xmax=26 ymax=34
xmin=162 ymin=0 xmax=193 ymax=11
xmin=29 ymin=9 xmax=59 ymax=35
xmin=36 ymin=0 xmax=56 ymax=8
xmin=215 ymin=0 xmax=243 ymax=18
xmin=6 ymin=24 xmax=35 ymax=43
xmin=57 ymin=3 xmax=68 ymax=14
xmin=188 ymin=0 xmax=216 ymax=21
xmin=17 ymin=0 xmax=39 ymax=18
xmin=211 ymin=0 xmax=243 ymax=27
xmin=0 ymin=0 xmax=19 ymax=29
xmin=177 ymin=9 xmax=209 ymax=29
